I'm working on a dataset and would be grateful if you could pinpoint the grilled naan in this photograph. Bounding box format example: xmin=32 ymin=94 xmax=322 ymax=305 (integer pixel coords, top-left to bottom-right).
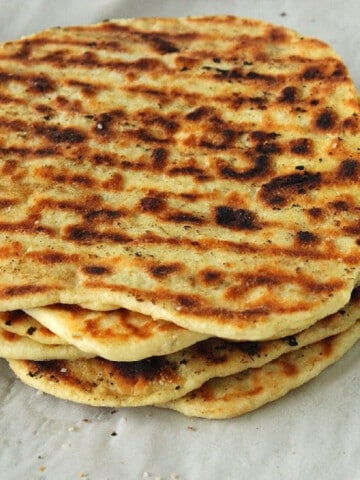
xmin=25 ymin=304 xmax=208 ymax=361
xmin=161 ymin=320 xmax=360 ymax=418
xmin=8 ymin=288 xmax=360 ymax=406
xmin=0 ymin=310 xmax=64 ymax=345
xmin=0 ymin=16 xmax=358 ymax=340
xmin=0 ymin=326 xmax=93 ymax=360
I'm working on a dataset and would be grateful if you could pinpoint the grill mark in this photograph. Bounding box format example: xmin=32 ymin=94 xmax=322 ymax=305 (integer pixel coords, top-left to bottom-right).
xmin=165 ymin=212 xmax=204 ymax=225
xmin=26 ymin=250 xmax=80 ymax=264
xmin=337 ymin=159 xmax=359 ymax=180
xmin=84 ymin=277 xmax=344 ymax=320
xmin=112 ymin=356 xmax=178 ymax=382
xmin=0 ymin=218 xmax=55 ymax=236
xmin=315 ymin=108 xmax=338 ymax=130
xmin=151 ymin=147 xmax=168 ymax=170
xmin=130 ymin=232 xmax=356 ymax=263
xmin=215 ymin=206 xmax=262 ymax=231
xmin=141 ymin=33 xmax=180 ymax=54
xmin=0 ymin=285 xmax=51 ymax=297
xmin=64 ymin=226 xmax=132 ymax=245
xmin=290 ymin=138 xmax=313 ymax=156
xmin=219 ymin=155 xmax=271 ymax=181
xmin=140 ymin=196 xmax=166 ymax=213
xmin=82 ymin=265 xmax=112 ymax=275
xmin=34 ymin=124 xmax=86 ymax=144
xmin=260 ymin=172 xmax=321 ymax=206
xmin=148 ymin=263 xmax=181 ymax=278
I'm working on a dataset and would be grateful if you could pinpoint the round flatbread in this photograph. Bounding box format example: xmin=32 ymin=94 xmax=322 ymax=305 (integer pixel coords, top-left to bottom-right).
xmin=8 ymin=288 xmax=360 ymax=406
xmin=161 ymin=319 xmax=360 ymax=418
xmin=0 ymin=16 xmax=358 ymax=340
xmin=25 ymin=304 xmax=208 ymax=361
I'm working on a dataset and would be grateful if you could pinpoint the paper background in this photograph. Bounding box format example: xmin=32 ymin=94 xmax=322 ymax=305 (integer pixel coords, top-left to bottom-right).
xmin=0 ymin=1 xmax=359 ymax=479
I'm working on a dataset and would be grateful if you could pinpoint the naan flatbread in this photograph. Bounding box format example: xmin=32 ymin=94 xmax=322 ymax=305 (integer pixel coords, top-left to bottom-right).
xmin=0 ymin=310 xmax=64 ymax=345
xmin=0 ymin=16 xmax=357 ymax=340
xmin=8 ymin=288 xmax=360 ymax=406
xmin=161 ymin=319 xmax=360 ymax=418
xmin=0 ymin=327 xmax=92 ymax=360
xmin=24 ymin=304 xmax=208 ymax=361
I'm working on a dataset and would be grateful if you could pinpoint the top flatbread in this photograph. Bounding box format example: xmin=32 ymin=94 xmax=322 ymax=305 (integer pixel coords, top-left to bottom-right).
xmin=0 ymin=16 xmax=359 ymax=340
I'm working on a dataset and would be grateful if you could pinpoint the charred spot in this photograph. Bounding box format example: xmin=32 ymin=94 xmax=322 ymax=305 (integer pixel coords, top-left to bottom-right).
xmin=215 ymin=206 xmax=261 ymax=230
xmin=93 ymin=154 xmax=116 ymax=166
xmin=35 ymin=125 xmax=86 ymax=144
xmin=39 ymin=252 xmax=70 ymax=264
xmin=169 ymin=166 xmax=205 ymax=178
xmin=199 ymin=269 xmax=222 ymax=285
xmin=268 ymin=26 xmax=289 ymax=42
xmin=93 ymin=112 xmax=115 ymax=134
xmin=65 ymin=226 xmax=131 ymax=244
xmin=256 ymin=141 xmax=281 ymax=155
xmin=2 ymin=285 xmax=47 ymax=297
xmin=83 ymin=209 xmax=123 ymax=222
xmin=238 ymin=341 xmax=261 ymax=356
xmin=185 ymin=106 xmax=209 ymax=121
xmin=337 ymin=159 xmax=359 ymax=179
xmin=176 ymin=295 xmax=197 ymax=309
xmin=307 ymin=207 xmax=323 ymax=219
xmin=26 ymin=326 xmax=37 ymax=336
xmin=166 ymin=212 xmax=204 ymax=224
xmin=296 ymin=230 xmax=318 ymax=245
xmin=136 ymin=128 xmax=168 ymax=144
xmin=28 ymin=75 xmax=55 ymax=94
xmin=278 ymin=86 xmax=297 ymax=103
xmin=149 ymin=263 xmax=180 ymax=278
xmin=140 ymin=196 xmax=166 ymax=213
xmin=343 ymin=223 xmax=360 ymax=235
xmin=220 ymin=154 xmax=270 ymax=181
xmin=66 ymin=79 xmax=98 ymax=96
xmin=331 ymin=63 xmax=346 ymax=77
xmin=342 ymin=116 xmax=358 ymax=132
xmin=142 ymin=34 xmax=179 ymax=54
xmin=151 ymin=147 xmax=168 ymax=170
xmin=245 ymin=71 xmax=275 ymax=83
xmin=302 ymin=66 xmax=323 ymax=80
xmin=285 ymin=336 xmax=298 ymax=347
xmin=114 ymin=356 xmax=175 ymax=381
xmin=132 ymin=58 xmax=165 ymax=72
xmin=328 ymin=200 xmax=349 ymax=211
xmin=82 ymin=265 xmax=111 ymax=275
xmin=290 ymin=138 xmax=312 ymax=155
xmin=315 ymin=109 xmax=337 ymax=130
xmin=351 ymin=287 xmax=360 ymax=302
xmin=249 ymin=131 xmax=279 ymax=142
xmin=260 ymin=172 xmax=321 ymax=206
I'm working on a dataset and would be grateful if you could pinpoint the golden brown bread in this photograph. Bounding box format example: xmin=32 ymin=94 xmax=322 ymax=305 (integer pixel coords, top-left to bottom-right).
xmin=0 ymin=17 xmax=358 ymax=340
xmin=7 ymin=287 xmax=360 ymax=405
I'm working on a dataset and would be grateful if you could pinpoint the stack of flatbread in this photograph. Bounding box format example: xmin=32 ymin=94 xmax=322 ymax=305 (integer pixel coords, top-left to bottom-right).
xmin=0 ymin=16 xmax=359 ymax=419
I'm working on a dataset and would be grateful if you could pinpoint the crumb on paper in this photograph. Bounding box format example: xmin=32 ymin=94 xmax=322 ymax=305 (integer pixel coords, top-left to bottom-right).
xmin=38 ymin=466 xmax=46 ymax=472
xmin=60 ymin=367 xmax=67 ymax=373
xmin=68 ymin=425 xmax=77 ymax=432
xmin=143 ymin=473 xmax=150 ymax=478
xmin=280 ymin=11 xmax=287 ymax=16
xmin=187 ymin=426 xmax=197 ymax=431
xmin=170 ymin=474 xmax=180 ymax=480
xmin=79 ymin=472 xmax=88 ymax=478
xmin=110 ymin=431 xmax=117 ymax=436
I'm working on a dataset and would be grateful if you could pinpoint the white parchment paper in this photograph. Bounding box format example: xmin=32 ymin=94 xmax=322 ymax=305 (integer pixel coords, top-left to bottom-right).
xmin=0 ymin=2 xmax=359 ymax=479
